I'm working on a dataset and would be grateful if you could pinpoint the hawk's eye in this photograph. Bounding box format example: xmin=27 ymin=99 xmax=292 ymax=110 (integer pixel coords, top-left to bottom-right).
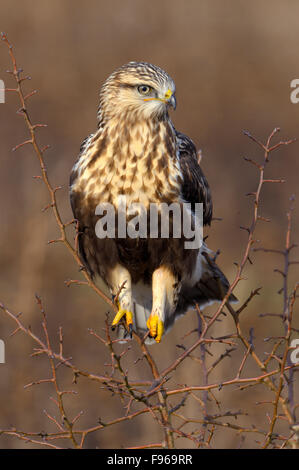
xmin=137 ymin=85 xmax=151 ymax=95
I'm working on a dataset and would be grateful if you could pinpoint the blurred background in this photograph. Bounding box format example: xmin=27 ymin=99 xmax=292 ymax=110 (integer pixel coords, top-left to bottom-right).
xmin=0 ymin=0 xmax=298 ymax=449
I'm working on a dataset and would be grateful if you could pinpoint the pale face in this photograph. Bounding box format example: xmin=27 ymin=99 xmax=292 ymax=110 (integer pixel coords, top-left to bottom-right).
xmin=99 ymin=62 xmax=177 ymax=121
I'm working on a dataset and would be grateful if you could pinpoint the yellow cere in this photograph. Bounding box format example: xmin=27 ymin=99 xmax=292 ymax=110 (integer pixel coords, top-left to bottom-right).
xmin=164 ymin=89 xmax=172 ymax=100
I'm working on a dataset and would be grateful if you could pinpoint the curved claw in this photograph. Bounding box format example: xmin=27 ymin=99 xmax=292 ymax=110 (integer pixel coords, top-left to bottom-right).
xmin=147 ymin=314 xmax=164 ymax=343
xmin=111 ymin=309 xmax=133 ymax=332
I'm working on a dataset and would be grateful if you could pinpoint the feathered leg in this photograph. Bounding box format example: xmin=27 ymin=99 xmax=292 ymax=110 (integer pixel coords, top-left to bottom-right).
xmin=147 ymin=266 xmax=178 ymax=343
xmin=108 ymin=264 xmax=134 ymax=335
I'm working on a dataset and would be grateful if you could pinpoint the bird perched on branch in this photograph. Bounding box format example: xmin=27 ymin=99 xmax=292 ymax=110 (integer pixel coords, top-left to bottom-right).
xmin=70 ymin=62 xmax=237 ymax=344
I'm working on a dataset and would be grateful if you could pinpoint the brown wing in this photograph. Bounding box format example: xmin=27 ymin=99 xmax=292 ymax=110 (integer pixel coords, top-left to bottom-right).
xmin=176 ymin=131 xmax=213 ymax=225
xmin=69 ymin=134 xmax=99 ymax=278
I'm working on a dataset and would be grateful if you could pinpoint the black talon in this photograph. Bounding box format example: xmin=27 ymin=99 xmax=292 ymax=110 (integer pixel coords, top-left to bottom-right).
xmin=129 ymin=323 xmax=133 ymax=338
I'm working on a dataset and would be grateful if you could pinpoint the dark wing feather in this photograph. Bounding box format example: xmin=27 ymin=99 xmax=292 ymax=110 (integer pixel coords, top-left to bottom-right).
xmin=69 ymin=135 xmax=96 ymax=278
xmin=176 ymin=131 xmax=213 ymax=225
xmin=174 ymin=250 xmax=238 ymax=323
xmin=69 ymin=184 xmax=95 ymax=278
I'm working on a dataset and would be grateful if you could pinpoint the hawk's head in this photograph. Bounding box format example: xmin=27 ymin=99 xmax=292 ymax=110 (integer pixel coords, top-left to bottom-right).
xmin=98 ymin=62 xmax=176 ymax=123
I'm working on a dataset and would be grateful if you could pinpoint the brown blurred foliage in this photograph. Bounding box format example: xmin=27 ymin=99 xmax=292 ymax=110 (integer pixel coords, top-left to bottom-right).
xmin=0 ymin=0 xmax=298 ymax=449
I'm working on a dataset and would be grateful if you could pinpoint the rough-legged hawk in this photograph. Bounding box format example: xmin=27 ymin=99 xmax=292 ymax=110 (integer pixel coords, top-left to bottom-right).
xmin=70 ymin=62 xmax=236 ymax=344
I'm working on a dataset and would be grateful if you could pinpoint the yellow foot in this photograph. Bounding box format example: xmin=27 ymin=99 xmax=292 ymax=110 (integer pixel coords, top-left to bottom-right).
xmin=146 ymin=314 xmax=164 ymax=343
xmin=111 ymin=309 xmax=133 ymax=337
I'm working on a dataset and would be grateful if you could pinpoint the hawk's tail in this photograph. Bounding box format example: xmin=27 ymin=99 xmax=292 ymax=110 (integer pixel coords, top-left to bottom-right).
xmin=174 ymin=249 xmax=238 ymax=320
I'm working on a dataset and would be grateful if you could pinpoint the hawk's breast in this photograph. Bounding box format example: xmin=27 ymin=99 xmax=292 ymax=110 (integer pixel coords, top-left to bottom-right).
xmin=71 ymin=119 xmax=183 ymax=211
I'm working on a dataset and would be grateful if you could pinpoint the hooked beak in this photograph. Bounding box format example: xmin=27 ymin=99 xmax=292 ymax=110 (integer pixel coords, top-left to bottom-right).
xmin=164 ymin=89 xmax=176 ymax=110
xmin=168 ymin=93 xmax=176 ymax=110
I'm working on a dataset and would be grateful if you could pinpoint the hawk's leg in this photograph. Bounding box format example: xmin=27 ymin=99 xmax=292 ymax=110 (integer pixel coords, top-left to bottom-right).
xmin=147 ymin=266 xmax=177 ymax=343
xmin=108 ymin=264 xmax=133 ymax=335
